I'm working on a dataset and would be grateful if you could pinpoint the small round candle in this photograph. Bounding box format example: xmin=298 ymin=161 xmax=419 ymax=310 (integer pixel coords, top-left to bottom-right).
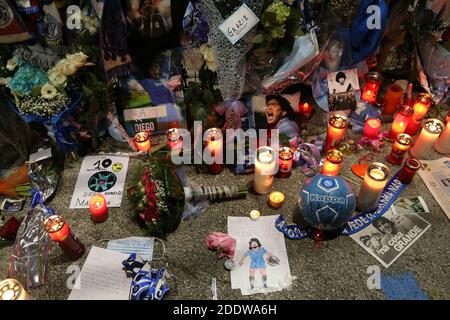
xmin=398 ymin=158 xmax=421 ymax=184
xmin=410 ymin=119 xmax=445 ymax=160
xmin=0 ymin=279 xmax=31 ymax=300
xmin=299 ymin=102 xmax=313 ymax=119
xmin=321 ymin=149 xmax=344 ymax=176
xmin=249 ymin=210 xmax=261 ymax=221
xmin=388 ymin=133 xmax=412 ymax=165
xmin=268 ymin=191 xmax=285 ymax=209
xmin=134 ymin=132 xmax=151 ymax=152
xmin=363 ymin=118 xmax=382 ymax=139
xmin=388 ymin=105 xmax=414 ymax=139
xmin=323 ymin=114 xmax=349 ymax=152
xmin=357 ymin=163 xmax=390 ymax=212
xmin=405 ymin=93 xmax=433 ymax=136
xmin=435 ymin=112 xmax=450 ymax=155
xmin=361 ymin=72 xmax=383 ymax=105
xmin=254 ymin=147 xmax=277 ymax=195
xmin=278 ymin=147 xmax=294 ymax=178
xmin=89 ymin=194 xmax=109 ymax=223
xmin=44 ymin=215 xmax=85 ymax=260
xmin=382 ymin=83 xmax=404 ymax=116
xmin=205 ymin=128 xmax=224 ymax=174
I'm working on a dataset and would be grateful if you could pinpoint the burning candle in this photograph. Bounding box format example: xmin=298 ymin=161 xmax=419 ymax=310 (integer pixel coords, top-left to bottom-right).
xmin=321 ymin=149 xmax=344 ymax=176
xmin=398 ymin=158 xmax=421 ymax=184
xmin=0 ymin=279 xmax=31 ymax=300
xmin=134 ymin=132 xmax=151 ymax=152
xmin=44 ymin=215 xmax=85 ymax=260
xmin=387 ymin=133 xmax=412 ymax=165
xmin=254 ymin=146 xmax=277 ymax=195
xmin=249 ymin=210 xmax=261 ymax=221
xmin=205 ymin=128 xmax=224 ymax=174
xmin=361 ymin=72 xmax=383 ymax=105
xmin=363 ymin=118 xmax=382 ymax=139
xmin=277 ymin=147 xmax=294 ymax=178
xmin=357 ymin=163 xmax=390 ymax=212
xmin=409 ymin=119 xmax=445 ymax=160
xmin=388 ymin=105 xmax=414 ymax=139
xmin=89 ymin=194 xmax=109 ymax=223
xmin=405 ymin=93 xmax=433 ymax=136
xmin=435 ymin=112 xmax=450 ymax=155
xmin=323 ymin=114 xmax=349 ymax=152
xmin=167 ymin=128 xmax=183 ymax=151
xmin=268 ymin=191 xmax=285 ymax=209
xmin=299 ymin=102 xmax=313 ymax=119
xmin=382 ymin=83 xmax=404 ymax=116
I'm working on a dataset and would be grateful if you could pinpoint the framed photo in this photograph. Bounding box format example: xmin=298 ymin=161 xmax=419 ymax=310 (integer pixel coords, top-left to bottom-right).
xmin=327 ymin=69 xmax=360 ymax=112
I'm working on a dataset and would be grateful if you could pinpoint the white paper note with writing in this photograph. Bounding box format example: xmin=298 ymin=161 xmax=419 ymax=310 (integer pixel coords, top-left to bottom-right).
xmin=68 ymin=247 xmax=131 ymax=300
xmin=107 ymin=237 xmax=154 ymax=261
xmin=228 ymin=215 xmax=290 ymax=296
xmin=219 ymin=4 xmax=259 ymax=45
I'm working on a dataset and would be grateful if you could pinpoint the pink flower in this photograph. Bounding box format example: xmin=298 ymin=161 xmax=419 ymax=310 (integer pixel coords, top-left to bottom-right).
xmin=205 ymin=232 xmax=236 ymax=259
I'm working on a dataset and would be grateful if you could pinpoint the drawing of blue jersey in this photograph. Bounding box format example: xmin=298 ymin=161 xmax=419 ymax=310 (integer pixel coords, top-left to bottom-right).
xmin=245 ymin=247 xmax=267 ymax=269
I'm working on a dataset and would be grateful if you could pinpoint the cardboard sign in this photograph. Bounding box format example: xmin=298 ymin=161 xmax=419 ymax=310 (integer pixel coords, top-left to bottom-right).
xmin=219 ymin=4 xmax=259 ymax=45
xmin=69 ymin=155 xmax=129 ymax=209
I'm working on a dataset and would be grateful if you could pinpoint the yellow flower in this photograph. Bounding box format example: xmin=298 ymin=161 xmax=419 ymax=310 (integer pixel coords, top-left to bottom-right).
xmin=48 ymin=69 xmax=67 ymax=87
xmin=199 ymin=45 xmax=217 ymax=72
xmin=41 ymin=84 xmax=57 ymax=99
xmin=66 ymin=52 xmax=88 ymax=68
xmin=6 ymin=58 xmax=17 ymax=71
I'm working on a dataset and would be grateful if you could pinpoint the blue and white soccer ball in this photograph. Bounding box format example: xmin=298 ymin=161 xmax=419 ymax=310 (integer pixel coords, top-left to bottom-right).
xmin=299 ymin=175 xmax=356 ymax=231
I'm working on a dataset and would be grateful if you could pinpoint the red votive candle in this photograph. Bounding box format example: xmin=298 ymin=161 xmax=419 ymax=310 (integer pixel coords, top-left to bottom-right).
xmin=383 ymin=83 xmax=404 ymax=116
xmin=363 ymin=118 xmax=382 ymax=139
xmin=405 ymin=93 xmax=433 ymax=136
xmin=398 ymin=158 xmax=421 ymax=184
xmin=277 ymin=147 xmax=294 ymax=178
xmin=388 ymin=133 xmax=412 ymax=165
xmin=321 ymin=149 xmax=344 ymax=176
xmin=89 ymin=194 xmax=109 ymax=223
xmin=361 ymin=72 xmax=383 ymax=105
xmin=299 ymin=102 xmax=313 ymax=119
xmin=205 ymin=128 xmax=223 ymax=174
xmin=44 ymin=215 xmax=85 ymax=260
xmin=323 ymin=114 xmax=350 ymax=153
xmin=388 ymin=105 xmax=414 ymax=139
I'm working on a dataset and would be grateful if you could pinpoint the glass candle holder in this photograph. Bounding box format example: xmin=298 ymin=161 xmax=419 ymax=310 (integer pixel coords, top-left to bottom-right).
xmin=405 ymin=93 xmax=433 ymax=136
xmin=254 ymin=146 xmax=277 ymax=195
xmin=268 ymin=191 xmax=285 ymax=209
xmin=398 ymin=158 xmax=421 ymax=184
xmin=299 ymin=102 xmax=313 ymax=119
xmin=361 ymin=72 xmax=383 ymax=105
xmin=382 ymin=83 xmax=404 ymax=116
xmin=44 ymin=215 xmax=85 ymax=261
xmin=134 ymin=132 xmax=151 ymax=152
xmin=167 ymin=128 xmax=183 ymax=151
xmin=323 ymin=114 xmax=349 ymax=152
xmin=277 ymin=147 xmax=294 ymax=178
xmin=388 ymin=133 xmax=412 ymax=165
xmin=204 ymin=128 xmax=224 ymax=174
xmin=363 ymin=118 xmax=382 ymax=139
xmin=89 ymin=194 xmax=109 ymax=223
xmin=0 ymin=279 xmax=32 ymax=300
xmin=388 ymin=105 xmax=414 ymax=139
xmin=435 ymin=112 xmax=450 ymax=155
xmin=409 ymin=119 xmax=445 ymax=160
xmin=321 ymin=149 xmax=344 ymax=176
xmin=357 ymin=163 xmax=390 ymax=212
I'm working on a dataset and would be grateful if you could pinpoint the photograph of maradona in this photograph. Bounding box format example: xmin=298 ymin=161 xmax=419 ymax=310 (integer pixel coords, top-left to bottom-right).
xmin=327 ymin=68 xmax=359 ymax=113
xmin=350 ymin=209 xmax=431 ymax=268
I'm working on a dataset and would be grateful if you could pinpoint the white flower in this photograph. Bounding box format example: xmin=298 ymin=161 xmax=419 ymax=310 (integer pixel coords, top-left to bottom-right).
xmin=199 ymin=45 xmax=217 ymax=72
xmin=48 ymin=67 xmax=67 ymax=87
xmin=66 ymin=52 xmax=88 ymax=68
xmin=41 ymin=84 xmax=57 ymax=99
xmin=6 ymin=58 xmax=17 ymax=71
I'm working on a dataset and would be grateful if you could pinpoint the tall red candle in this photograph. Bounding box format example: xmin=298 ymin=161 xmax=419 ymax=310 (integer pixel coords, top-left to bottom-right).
xmin=383 ymin=84 xmax=404 ymax=116
xmin=299 ymin=102 xmax=313 ymax=119
xmin=323 ymin=114 xmax=349 ymax=152
xmin=363 ymin=118 xmax=382 ymax=139
xmin=388 ymin=105 xmax=414 ymax=139
xmin=321 ymin=149 xmax=344 ymax=176
xmin=361 ymin=72 xmax=383 ymax=105
xmin=205 ymin=128 xmax=223 ymax=174
xmin=277 ymin=147 xmax=294 ymax=178
xmin=89 ymin=194 xmax=109 ymax=223
xmin=387 ymin=133 xmax=412 ymax=165
xmin=44 ymin=215 xmax=85 ymax=260
xmin=398 ymin=158 xmax=421 ymax=184
xmin=405 ymin=93 xmax=433 ymax=136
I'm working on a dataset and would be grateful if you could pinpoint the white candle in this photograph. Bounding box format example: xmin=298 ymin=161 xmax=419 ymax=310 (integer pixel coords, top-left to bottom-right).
xmin=357 ymin=163 xmax=390 ymax=212
xmin=435 ymin=114 xmax=450 ymax=155
xmin=410 ymin=119 xmax=445 ymax=159
xmin=254 ymin=147 xmax=277 ymax=195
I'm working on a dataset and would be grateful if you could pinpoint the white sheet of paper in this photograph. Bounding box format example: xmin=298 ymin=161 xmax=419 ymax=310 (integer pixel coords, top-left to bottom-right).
xmin=107 ymin=237 xmax=154 ymax=261
xmin=69 ymin=155 xmax=129 ymax=208
xmin=228 ymin=215 xmax=290 ymax=296
xmin=68 ymin=247 xmax=131 ymax=300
